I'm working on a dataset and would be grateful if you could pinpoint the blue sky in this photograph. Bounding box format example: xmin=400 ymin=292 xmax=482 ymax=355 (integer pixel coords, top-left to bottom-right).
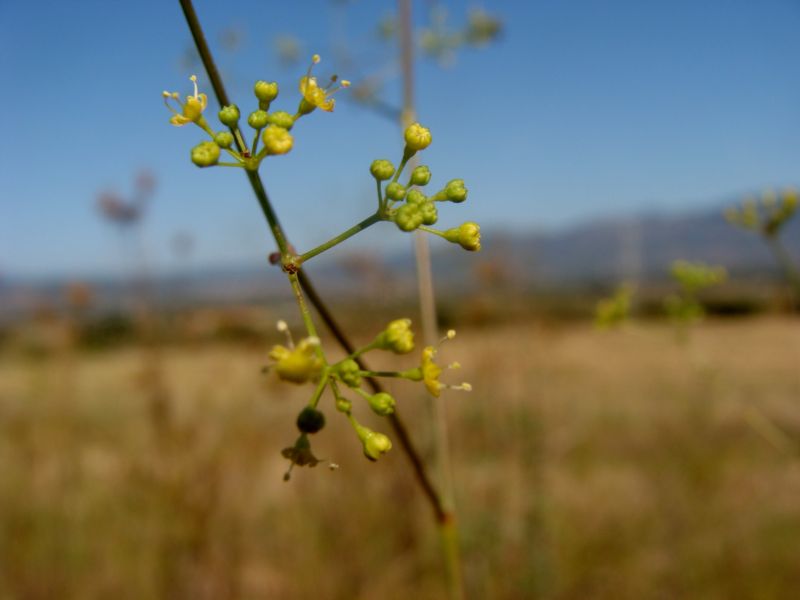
xmin=2 ymin=0 xmax=799 ymax=278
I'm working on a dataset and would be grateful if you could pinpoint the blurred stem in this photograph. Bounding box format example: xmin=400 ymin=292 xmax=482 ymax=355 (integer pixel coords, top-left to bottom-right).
xmin=399 ymin=0 xmax=464 ymax=598
xmin=766 ymin=236 xmax=800 ymax=310
xmin=177 ymin=0 xmax=449 ymax=525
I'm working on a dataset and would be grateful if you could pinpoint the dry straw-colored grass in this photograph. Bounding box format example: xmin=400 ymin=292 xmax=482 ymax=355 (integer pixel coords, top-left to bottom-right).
xmin=1 ymin=317 xmax=799 ymax=599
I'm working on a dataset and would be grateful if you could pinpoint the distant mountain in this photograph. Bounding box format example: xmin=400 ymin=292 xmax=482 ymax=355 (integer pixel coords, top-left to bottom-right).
xmin=434 ymin=205 xmax=800 ymax=287
xmin=2 ymin=204 xmax=798 ymax=321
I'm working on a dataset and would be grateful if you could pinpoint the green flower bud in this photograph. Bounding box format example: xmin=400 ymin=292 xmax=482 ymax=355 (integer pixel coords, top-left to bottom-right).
xmin=367 ymin=392 xmax=396 ymax=417
xmin=394 ymin=204 xmax=423 ymax=231
xmin=262 ymin=126 xmax=294 ymax=155
xmin=218 ymin=104 xmax=240 ymax=127
xmin=361 ymin=430 xmax=392 ymax=461
xmin=296 ymin=406 xmax=326 ymax=434
xmin=386 ymin=182 xmax=407 ymax=201
xmin=191 ymin=141 xmax=221 ymax=167
xmin=406 ymin=189 xmax=427 ymax=205
xmin=419 ymin=201 xmax=438 ymax=226
xmin=335 ymin=358 xmax=362 ymax=388
xmin=370 ymin=159 xmax=396 ymax=181
xmin=444 ymin=179 xmax=468 ymax=203
xmin=214 ymin=131 xmax=234 ymax=149
xmin=254 ymin=80 xmax=279 ymax=103
xmin=444 ymin=222 xmax=481 ymax=251
xmin=404 ymin=122 xmax=432 ymax=152
xmin=410 ymin=165 xmax=432 ymax=186
xmin=266 ymin=111 xmax=295 ymax=130
xmin=374 ymin=318 xmax=415 ymax=354
xmin=248 ymin=110 xmax=269 ymax=129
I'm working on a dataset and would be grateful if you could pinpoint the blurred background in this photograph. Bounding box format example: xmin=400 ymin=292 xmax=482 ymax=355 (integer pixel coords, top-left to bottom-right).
xmin=1 ymin=0 xmax=800 ymax=598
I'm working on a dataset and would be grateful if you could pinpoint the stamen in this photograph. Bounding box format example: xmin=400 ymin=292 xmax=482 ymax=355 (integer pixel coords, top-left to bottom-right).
xmin=446 ymin=382 xmax=472 ymax=392
xmin=448 ymin=361 xmax=461 ymax=370
xmin=190 ymin=74 xmax=199 ymax=98
xmin=438 ymin=329 xmax=457 ymax=346
xmin=163 ymin=93 xmax=179 ymax=115
xmin=328 ymin=462 xmax=340 ymax=471
xmin=306 ymin=54 xmax=321 ymax=79
xmin=341 ymin=80 xmax=351 ymax=88
xmin=276 ymin=319 xmax=294 ymax=348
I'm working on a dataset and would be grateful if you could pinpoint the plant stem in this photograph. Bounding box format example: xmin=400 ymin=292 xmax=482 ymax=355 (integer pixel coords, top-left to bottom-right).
xmin=178 ymin=0 xmax=448 ymax=527
xmin=398 ymin=0 xmax=464 ymax=598
xmin=299 ymin=212 xmax=382 ymax=264
xmin=766 ymin=236 xmax=800 ymax=309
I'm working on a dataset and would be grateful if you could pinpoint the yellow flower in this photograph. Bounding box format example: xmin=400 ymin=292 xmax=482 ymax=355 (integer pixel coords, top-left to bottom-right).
xmin=415 ymin=330 xmax=471 ymax=397
xmin=163 ymin=75 xmax=208 ymax=126
xmin=268 ymin=336 xmax=323 ymax=384
xmin=421 ymin=346 xmax=444 ymax=397
xmin=298 ymin=54 xmax=350 ymax=113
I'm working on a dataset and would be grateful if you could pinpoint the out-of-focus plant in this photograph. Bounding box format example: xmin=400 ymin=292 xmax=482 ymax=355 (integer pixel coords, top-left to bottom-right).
xmin=664 ymin=260 xmax=726 ymax=339
xmin=594 ymin=283 xmax=634 ymax=330
xmin=725 ymin=189 xmax=799 ymax=307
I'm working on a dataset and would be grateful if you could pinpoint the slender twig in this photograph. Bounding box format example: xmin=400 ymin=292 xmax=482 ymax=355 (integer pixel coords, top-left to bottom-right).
xmin=766 ymin=236 xmax=800 ymax=309
xmin=398 ymin=0 xmax=464 ymax=597
xmin=299 ymin=212 xmax=382 ymax=264
xmin=177 ymin=0 xmax=447 ymax=523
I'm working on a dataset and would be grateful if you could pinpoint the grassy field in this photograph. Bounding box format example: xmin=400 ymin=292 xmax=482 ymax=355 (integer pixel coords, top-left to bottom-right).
xmin=1 ymin=317 xmax=799 ymax=599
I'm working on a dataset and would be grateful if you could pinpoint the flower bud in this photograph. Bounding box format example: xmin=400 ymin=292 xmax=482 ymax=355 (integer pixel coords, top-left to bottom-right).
xmin=266 ymin=111 xmax=295 ymax=130
xmin=296 ymin=406 xmax=326 ymax=434
xmin=419 ymin=201 xmax=438 ymax=226
xmin=444 ymin=222 xmax=481 ymax=251
xmin=191 ymin=141 xmax=221 ymax=167
xmin=254 ymin=80 xmax=279 ymax=103
xmin=444 ymin=179 xmax=468 ymax=203
xmin=386 ymin=182 xmax=407 ymax=201
xmin=404 ymin=122 xmax=432 ymax=152
xmin=214 ymin=131 xmax=234 ymax=149
xmin=218 ymin=104 xmax=240 ymax=127
xmin=248 ymin=110 xmax=269 ymax=129
xmin=262 ymin=126 xmax=294 ymax=155
xmin=375 ymin=318 xmax=414 ymax=354
xmin=361 ymin=430 xmax=393 ymax=461
xmin=367 ymin=392 xmax=396 ymax=416
xmin=410 ymin=165 xmax=432 ymax=186
xmin=394 ymin=204 xmax=423 ymax=231
xmin=370 ymin=159 xmax=396 ymax=181
xmin=335 ymin=358 xmax=362 ymax=388
xmin=406 ymin=189 xmax=427 ymax=205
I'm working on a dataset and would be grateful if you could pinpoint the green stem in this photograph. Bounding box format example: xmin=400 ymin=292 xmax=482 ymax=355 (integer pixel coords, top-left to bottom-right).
xmin=252 ymin=127 xmax=262 ymax=155
xmin=308 ymin=372 xmax=330 ymax=408
xmin=349 ymin=340 xmax=380 ymax=360
xmin=376 ymin=179 xmax=386 ymax=213
xmin=216 ymin=162 xmax=243 ymax=168
xmin=299 ymin=213 xmax=382 ymax=264
xmin=391 ymin=153 xmax=411 ymax=183
xmin=288 ymin=273 xmax=321 ymax=349
xmin=418 ymin=225 xmax=446 ymax=238
xmin=359 ymin=369 xmax=408 ymax=379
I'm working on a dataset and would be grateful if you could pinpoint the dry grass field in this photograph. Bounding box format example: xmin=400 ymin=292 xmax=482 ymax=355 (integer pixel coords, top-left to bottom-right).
xmin=1 ymin=317 xmax=799 ymax=599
